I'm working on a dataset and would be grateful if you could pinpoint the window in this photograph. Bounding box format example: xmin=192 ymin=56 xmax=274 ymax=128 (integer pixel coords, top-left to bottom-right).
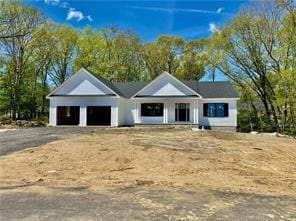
xmin=203 ymin=103 xmax=229 ymax=117
xmin=141 ymin=103 xmax=164 ymax=117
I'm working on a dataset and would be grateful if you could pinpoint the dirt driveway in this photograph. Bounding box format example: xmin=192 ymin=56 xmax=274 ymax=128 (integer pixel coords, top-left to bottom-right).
xmin=0 ymin=127 xmax=296 ymax=220
xmin=1 ymin=186 xmax=295 ymax=221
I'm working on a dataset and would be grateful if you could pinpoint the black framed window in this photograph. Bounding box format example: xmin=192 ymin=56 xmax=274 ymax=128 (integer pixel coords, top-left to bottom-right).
xmin=203 ymin=103 xmax=229 ymax=117
xmin=141 ymin=103 xmax=164 ymax=117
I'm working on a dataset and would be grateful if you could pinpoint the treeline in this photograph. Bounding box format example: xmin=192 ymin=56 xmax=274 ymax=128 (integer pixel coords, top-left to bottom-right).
xmin=0 ymin=1 xmax=206 ymax=120
xmin=0 ymin=0 xmax=295 ymax=134
xmin=204 ymin=0 xmax=296 ymax=134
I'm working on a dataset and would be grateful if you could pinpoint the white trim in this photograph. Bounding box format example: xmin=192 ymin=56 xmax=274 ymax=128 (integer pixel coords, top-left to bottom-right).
xmin=133 ymin=97 xmax=201 ymax=100
xmin=47 ymin=68 xmax=120 ymax=98
xmin=202 ymin=98 xmax=239 ymax=100
xmin=131 ymin=71 xmax=202 ymax=98
xmin=47 ymin=71 xmax=79 ymax=98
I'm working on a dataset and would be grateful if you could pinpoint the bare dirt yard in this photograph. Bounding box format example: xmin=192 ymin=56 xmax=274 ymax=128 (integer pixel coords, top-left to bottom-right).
xmin=1 ymin=127 xmax=295 ymax=196
xmin=0 ymin=127 xmax=296 ymax=220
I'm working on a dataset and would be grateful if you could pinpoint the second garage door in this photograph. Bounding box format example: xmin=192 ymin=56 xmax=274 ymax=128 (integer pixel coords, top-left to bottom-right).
xmin=87 ymin=106 xmax=111 ymax=126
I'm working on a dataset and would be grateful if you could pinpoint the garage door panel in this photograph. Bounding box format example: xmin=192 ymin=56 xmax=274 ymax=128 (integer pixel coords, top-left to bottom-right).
xmin=87 ymin=106 xmax=111 ymax=126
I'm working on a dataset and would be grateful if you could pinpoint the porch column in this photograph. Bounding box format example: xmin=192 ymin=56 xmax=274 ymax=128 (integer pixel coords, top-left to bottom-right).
xmin=113 ymin=105 xmax=119 ymax=127
xmin=79 ymin=106 xmax=87 ymax=126
xmin=135 ymin=100 xmax=141 ymax=124
xmin=49 ymin=106 xmax=57 ymax=126
xmin=193 ymin=100 xmax=198 ymax=125
xmin=163 ymin=101 xmax=168 ymax=124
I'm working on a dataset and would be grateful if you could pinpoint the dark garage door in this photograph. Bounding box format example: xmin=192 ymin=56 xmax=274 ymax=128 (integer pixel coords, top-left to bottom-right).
xmin=87 ymin=106 xmax=111 ymax=126
xmin=57 ymin=106 xmax=80 ymax=125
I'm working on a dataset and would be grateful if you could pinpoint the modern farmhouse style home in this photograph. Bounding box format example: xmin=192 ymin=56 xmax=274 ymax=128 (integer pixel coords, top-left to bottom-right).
xmin=47 ymin=68 xmax=239 ymax=130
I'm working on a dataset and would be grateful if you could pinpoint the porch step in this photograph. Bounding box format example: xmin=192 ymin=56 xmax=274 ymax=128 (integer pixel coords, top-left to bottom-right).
xmin=134 ymin=124 xmax=198 ymax=129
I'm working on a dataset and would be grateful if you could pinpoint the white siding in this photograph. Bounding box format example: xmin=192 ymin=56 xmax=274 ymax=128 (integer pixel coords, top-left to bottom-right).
xmin=198 ymin=99 xmax=237 ymax=127
xmin=117 ymin=98 xmax=126 ymax=125
xmin=124 ymin=100 xmax=135 ymax=125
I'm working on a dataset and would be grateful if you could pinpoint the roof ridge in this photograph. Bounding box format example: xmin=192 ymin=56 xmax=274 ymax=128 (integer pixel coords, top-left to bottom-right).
xmin=198 ymin=81 xmax=232 ymax=83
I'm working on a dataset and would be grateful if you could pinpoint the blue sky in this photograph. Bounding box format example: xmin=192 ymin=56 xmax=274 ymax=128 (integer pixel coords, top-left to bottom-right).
xmin=24 ymin=0 xmax=249 ymax=41
xmin=24 ymin=0 xmax=249 ymax=81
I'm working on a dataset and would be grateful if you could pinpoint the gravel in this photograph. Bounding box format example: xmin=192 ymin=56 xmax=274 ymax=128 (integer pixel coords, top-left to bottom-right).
xmin=0 ymin=127 xmax=94 ymax=156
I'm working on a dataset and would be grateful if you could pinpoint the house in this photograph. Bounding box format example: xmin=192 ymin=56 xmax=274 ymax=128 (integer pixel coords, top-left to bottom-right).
xmin=47 ymin=68 xmax=239 ymax=130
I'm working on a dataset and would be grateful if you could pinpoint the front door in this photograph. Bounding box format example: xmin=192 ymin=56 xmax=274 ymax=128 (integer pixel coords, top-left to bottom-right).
xmin=175 ymin=103 xmax=190 ymax=122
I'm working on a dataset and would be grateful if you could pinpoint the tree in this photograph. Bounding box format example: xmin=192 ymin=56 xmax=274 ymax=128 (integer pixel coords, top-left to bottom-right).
xmin=206 ymin=0 xmax=296 ymax=133
xmin=28 ymin=21 xmax=56 ymax=116
xmin=143 ymin=35 xmax=184 ymax=79
xmin=176 ymin=40 xmax=206 ymax=80
xmin=49 ymin=25 xmax=78 ymax=86
xmin=74 ymin=26 xmax=144 ymax=82
xmin=73 ymin=26 xmax=105 ymax=72
xmin=0 ymin=0 xmax=45 ymax=119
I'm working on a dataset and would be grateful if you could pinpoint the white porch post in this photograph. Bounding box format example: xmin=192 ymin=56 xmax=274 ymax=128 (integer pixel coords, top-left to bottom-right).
xmin=79 ymin=106 xmax=87 ymax=126
xmin=163 ymin=101 xmax=168 ymax=124
xmin=193 ymin=100 xmax=198 ymax=125
xmin=49 ymin=105 xmax=57 ymax=126
xmin=135 ymin=100 xmax=141 ymax=124
xmin=114 ymin=106 xmax=119 ymax=127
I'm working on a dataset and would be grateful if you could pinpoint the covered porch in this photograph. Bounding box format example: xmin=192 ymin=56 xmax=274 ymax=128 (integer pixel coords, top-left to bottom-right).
xmin=133 ymin=97 xmax=199 ymax=125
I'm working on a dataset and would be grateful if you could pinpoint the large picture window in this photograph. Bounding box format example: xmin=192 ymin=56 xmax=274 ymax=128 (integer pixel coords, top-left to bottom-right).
xmin=141 ymin=103 xmax=164 ymax=117
xmin=203 ymin=103 xmax=229 ymax=117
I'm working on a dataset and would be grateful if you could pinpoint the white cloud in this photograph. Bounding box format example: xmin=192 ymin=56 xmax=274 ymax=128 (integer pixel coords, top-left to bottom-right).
xmin=66 ymin=8 xmax=93 ymax=22
xmin=67 ymin=8 xmax=84 ymax=21
xmin=44 ymin=0 xmax=60 ymax=6
xmin=86 ymin=16 xmax=93 ymax=22
xmin=209 ymin=23 xmax=219 ymax=33
xmin=131 ymin=6 xmax=232 ymax=15
xmin=60 ymin=2 xmax=69 ymax=8
xmin=43 ymin=0 xmax=93 ymax=22
xmin=44 ymin=0 xmax=69 ymax=8
xmin=216 ymin=7 xmax=224 ymax=13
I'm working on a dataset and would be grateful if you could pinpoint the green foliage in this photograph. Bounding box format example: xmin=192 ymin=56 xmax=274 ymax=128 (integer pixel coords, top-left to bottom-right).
xmin=0 ymin=0 xmax=294 ymax=135
xmin=205 ymin=0 xmax=296 ymax=134
xmin=49 ymin=24 xmax=78 ymax=86
xmin=74 ymin=26 xmax=144 ymax=82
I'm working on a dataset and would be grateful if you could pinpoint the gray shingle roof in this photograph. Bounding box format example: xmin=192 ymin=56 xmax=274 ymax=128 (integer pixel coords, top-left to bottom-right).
xmin=113 ymin=80 xmax=239 ymax=99
xmin=113 ymin=81 xmax=150 ymax=98
xmin=184 ymin=80 xmax=239 ymax=99
xmin=85 ymin=69 xmax=239 ymax=99
xmin=85 ymin=68 xmax=125 ymax=97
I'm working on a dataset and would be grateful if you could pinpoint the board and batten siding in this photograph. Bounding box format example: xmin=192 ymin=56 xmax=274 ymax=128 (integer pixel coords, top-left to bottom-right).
xmin=198 ymin=99 xmax=237 ymax=127
xmin=124 ymin=98 xmax=199 ymax=125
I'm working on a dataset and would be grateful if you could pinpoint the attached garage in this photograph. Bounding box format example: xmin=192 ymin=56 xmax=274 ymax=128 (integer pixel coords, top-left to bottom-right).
xmin=87 ymin=106 xmax=111 ymax=126
xmin=57 ymin=106 xmax=80 ymax=125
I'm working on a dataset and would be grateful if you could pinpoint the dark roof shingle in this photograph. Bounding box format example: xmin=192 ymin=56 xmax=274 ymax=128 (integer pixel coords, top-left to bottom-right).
xmin=113 ymin=81 xmax=150 ymax=98
xmin=86 ymin=69 xmax=239 ymax=99
xmin=183 ymin=81 xmax=239 ymax=98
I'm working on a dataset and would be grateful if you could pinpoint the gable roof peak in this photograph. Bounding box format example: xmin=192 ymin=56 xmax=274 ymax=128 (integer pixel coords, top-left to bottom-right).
xmin=47 ymin=67 xmax=121 ymax=98
xmin=130 ymin=71 xmax=202 ymax=98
